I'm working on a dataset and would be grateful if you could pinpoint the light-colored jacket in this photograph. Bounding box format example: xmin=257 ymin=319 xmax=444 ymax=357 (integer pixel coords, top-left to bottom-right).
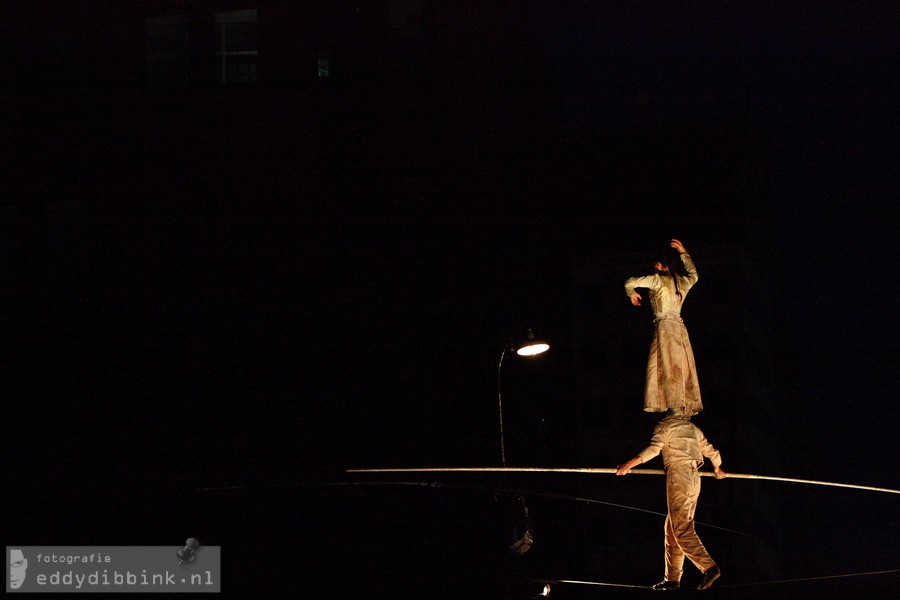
xmin=638 ymin=413 xmax=722 ymax=469
xmin=624 ymin=253 xmax=699 ymax=317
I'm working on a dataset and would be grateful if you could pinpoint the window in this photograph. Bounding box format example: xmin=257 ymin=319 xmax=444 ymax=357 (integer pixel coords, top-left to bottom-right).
xmin=147 ymin=15 xmax=189 ymax=86
xmin=215 ymin=10 xmax=258 ymax=84
xmin=388 ymin=0 xmax=424 ymax=40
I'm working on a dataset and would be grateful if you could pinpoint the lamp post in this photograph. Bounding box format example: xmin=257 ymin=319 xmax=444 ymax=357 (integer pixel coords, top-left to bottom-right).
xmin=496 ymin=328 xmax=549 ymax=555
xmin=497 ymin=328 xmax=550 ymax=467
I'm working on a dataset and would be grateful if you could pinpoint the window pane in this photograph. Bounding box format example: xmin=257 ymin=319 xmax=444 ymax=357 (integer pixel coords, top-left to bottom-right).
xmin=147 ymin=16 xmax=189 ymax=85
xmin=224 ymin=55 xmax=257 ymax=84
xmin=223 ymin=22 xmax=258 ymax=53
xmin=215 ymin=9 xmax=258 ymax=24
xmin=148 ymin=23 xmax=187 ymax=55
xmin=148 ymin=56 xmax=189 ymax=86
xmin=215 ymin=10 xmax=258 ymax=84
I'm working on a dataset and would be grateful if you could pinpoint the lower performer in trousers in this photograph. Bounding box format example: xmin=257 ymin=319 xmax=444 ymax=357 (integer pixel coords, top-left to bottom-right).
xmin=616 ymin=407 xmax=727 ymax=590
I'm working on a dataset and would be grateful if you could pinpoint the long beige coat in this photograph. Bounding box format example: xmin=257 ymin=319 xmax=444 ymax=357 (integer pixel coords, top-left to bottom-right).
xmin=625 ymin=253 xmax=702 ymax=414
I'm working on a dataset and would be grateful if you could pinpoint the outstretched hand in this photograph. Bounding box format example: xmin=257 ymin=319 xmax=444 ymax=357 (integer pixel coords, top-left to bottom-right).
xmin=630 ymin=292 xmax=642 ymax=306
xmin=714 ymin=466 xmax=727 ymax=479
xmin=616 ymin=457 xmax=642 ymax=475
xmin=670 ymin=239 xmax=686 ymax=254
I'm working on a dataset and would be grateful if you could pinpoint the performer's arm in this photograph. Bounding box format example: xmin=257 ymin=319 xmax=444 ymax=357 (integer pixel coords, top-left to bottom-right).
xmin=680 ymin=253 xmax=699 ymax=286
xmin=625 ymin=274 xmax=659 ymax=306
xmin=671 ymin=239 xmax=699 ymax=286
xmin=615 ymin=455 xmax=644 ymax=476
xmin=618 ymin=429 xmax=664 ymax=475
xmin=697 ymin=429 xmax=726 ymax=478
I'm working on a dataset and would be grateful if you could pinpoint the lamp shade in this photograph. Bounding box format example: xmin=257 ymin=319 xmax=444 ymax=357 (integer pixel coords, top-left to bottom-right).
xmin=513 ymin=329 xmax=550 ymax=356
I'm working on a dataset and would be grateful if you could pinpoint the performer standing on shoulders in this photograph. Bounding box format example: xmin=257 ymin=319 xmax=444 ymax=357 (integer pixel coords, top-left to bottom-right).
xmin=616 ymin=407 xmax=727 ymax=590
xmin=625 ymin=239 xmax=703 ymax=414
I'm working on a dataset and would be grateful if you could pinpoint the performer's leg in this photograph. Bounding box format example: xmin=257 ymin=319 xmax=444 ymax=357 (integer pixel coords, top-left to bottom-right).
xmin=667 ymin=466 xmax=716 ymax=573
xmin=664 ymin=513 xmax=685 ymax=582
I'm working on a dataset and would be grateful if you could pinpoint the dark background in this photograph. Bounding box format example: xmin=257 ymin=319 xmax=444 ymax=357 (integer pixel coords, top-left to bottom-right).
xmin=3 ymin=2 xmax=898 ymax=597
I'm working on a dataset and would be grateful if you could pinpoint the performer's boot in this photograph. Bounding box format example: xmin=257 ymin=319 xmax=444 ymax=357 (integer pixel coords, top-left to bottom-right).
xmin=651 ymin=580 xmax=680 ymax=590
xmin=697 ymin=565 xmax=721 ymax=590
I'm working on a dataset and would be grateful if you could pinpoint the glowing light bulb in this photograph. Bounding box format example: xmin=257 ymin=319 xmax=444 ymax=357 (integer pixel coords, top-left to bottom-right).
xmin=516 ymin=342 xmax=549 ymax=356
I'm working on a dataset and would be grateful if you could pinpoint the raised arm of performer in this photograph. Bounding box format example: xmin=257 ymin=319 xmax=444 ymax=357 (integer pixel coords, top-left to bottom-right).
xmin=671 ymin=238 xmax=699 ymax=287
xmin=625 ymin=238 xmax=697 ymax=307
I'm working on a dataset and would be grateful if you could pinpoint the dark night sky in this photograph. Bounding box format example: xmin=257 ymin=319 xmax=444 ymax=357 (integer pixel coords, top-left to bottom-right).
xmin=3 ymin=2 xmax=898 ymax=597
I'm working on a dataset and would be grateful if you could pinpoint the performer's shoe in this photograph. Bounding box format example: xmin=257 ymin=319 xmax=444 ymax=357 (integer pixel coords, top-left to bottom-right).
xmin=697 ymin=566 xmax=721 ymax=590
xmin=651 ymin=580 xmax=680 ymax=590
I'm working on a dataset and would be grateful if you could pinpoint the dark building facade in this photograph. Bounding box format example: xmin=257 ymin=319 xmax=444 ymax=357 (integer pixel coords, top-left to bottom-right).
xmin=3 ymin=2 xmax=831 ymax=594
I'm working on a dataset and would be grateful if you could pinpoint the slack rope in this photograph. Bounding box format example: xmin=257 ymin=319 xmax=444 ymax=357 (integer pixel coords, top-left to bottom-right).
xmin=194 ymin=478 xmax=895 ymax=589
xmin=715 ymin=568 xmax=900 ymax=590
xmin=195 ymin=479 xmax=750 ymax=535
xmin=539 ymin=578 xmax=650 ymax=590
xmin=537 ymin=568 xmax=900 ymax=591
xmin=346 ymin=467 xmax=900 ymax=495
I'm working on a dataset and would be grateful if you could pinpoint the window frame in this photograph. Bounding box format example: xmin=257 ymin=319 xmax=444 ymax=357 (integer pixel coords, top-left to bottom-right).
xmin=215 ymin=9 xmax=259 ymax=85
